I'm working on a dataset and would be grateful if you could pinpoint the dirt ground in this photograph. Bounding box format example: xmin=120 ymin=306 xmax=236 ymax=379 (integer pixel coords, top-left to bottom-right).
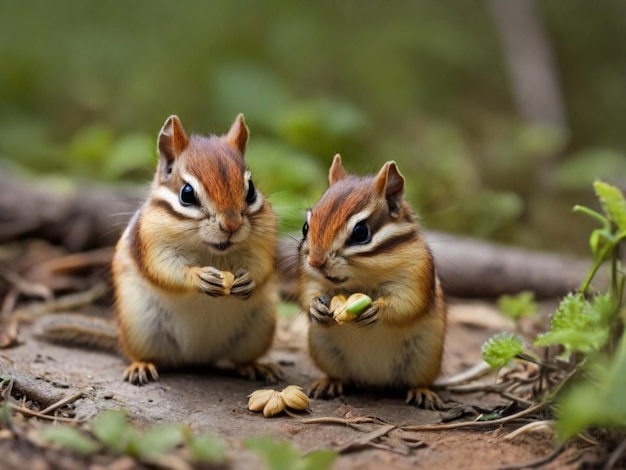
xmin=0 ymin=297 xmax=603 ymax=470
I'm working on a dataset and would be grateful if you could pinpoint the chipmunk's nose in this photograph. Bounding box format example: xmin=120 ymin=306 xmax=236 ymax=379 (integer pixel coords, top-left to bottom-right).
xmin=307 ymin=252 xmax=326 ymax=268
xmin=219 ymin=213 xmax=242 ymax=234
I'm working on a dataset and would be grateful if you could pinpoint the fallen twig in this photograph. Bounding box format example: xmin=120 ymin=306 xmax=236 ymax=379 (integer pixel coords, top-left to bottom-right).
xmin=434 ymin=361 xmax=493 ymax=388
xmin=334 ymin=424 xmax=397 ymax=454
xmin=301 ymin=416 xmax=381 ymax=426
xmin=498 ymin=443 xmax=565 ymax=470
xmin=38 ymin=390 xmax=84 ymax=416
xmin=0 ymin=266 xmax=52 ymax=301
xmin=503 ymin=420 xmax=555 ymax=440
xmin=7 ymin=402 xmax=79 ymax=423
xmin=11 ymin=282 xmax=108 ymax=322
xmin=401 ymin=402 xmax=544 ymax=432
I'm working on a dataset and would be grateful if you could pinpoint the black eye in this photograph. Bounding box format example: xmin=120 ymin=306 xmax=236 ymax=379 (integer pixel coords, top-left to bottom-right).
xmin=245 ymin=179 xmax=257 ymax=205
xmin=179 ymin=183 xmax=198 ymax=206
xmin=349 ymin=221 xmax=371 ymax=244
xmin=302 ymin=221 xmax=309 ymax=238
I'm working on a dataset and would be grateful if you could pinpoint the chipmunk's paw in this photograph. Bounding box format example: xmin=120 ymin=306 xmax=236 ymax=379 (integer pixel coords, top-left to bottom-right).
xmin=405 ymin=387 xmax=445 ymax=410
xmin=123 ymin=361 xmax=159 ymax=385
xmin=237 ymin=361 xmax=283 ymax=383
xmin=230 ymin=268 xmax=255 ymax=299
xmin=309 ymin=296 xmax=334 ymax=326
xmin=352 ymin=302 xmax=380 ymax=327
xmin=198 ymin=267 xmax=230 ymax=297
xmin=309 ymin=377 xmax=344 ymax=399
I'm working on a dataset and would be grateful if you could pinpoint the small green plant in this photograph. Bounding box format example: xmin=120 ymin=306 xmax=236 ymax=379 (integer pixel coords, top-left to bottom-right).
xmin=40 ymin=409 xmax=226 ymax=465
xmin=497 ymin=291 xmax=538 ymax=320
xmin=481 ymin=332 xmax=525 ymax=369
xmin=481 ymin=181 xmax=626 ymax=440
xmin=243 ymin=436 xmax=337 ymax=470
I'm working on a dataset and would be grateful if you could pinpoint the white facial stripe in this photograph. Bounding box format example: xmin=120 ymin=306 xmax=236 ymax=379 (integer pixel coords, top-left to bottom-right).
xmin=180 ymin=171 xmax=208 ymax=206
xmin=248 ymin=193 xmax=264 ymax=213
xmin=346 ymin=209 xmax=374 ymax=235
xmin=153 ymin=186 xmax=204 ymax=219
xmin=244 ymin=170 xmax=264 ymax=213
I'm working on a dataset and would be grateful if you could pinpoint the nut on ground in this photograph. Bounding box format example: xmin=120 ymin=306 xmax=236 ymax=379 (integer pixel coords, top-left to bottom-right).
xmin=247 ymin=385 xmax=310 ymax=418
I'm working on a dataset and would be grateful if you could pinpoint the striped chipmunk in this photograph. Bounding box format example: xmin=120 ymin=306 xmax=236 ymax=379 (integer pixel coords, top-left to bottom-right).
xmin=43 ymin=115 xmax=282 ymax=385
xmin=297 ymin=154 xmax=447 ymax=408
xmin=113 ymin=114 xmax=281 ymax=384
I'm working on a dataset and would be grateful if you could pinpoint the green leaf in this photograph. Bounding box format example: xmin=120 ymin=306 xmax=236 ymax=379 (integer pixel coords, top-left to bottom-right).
xmin=556 ymin=349 xmax=626 ymax=440
xmin=91 ymin=409 xmax=134 ymax=454
xmin=497 ymin=291 xmax=538 ymax=319
xmin=594 ymin=181 xmax=626 ymax=233
xmin=243 ymin=436 xmax=301 ymax=470
xmin=40 ymin=426 xmax=100 ymax=454
xmin=132 ymin=424 xmax=186 ymax=459
xmin=534 ymin=293 xmax=612 ymax=356
xmin=588 ymin=228 xmax=613 ymax=259
xmin=300 ymin=450 xmax=338 ymax=470
xmin=481 ymin=332 xmax=525 ymax=369
xmin=187 ymin=435 xmax=227 ymax=464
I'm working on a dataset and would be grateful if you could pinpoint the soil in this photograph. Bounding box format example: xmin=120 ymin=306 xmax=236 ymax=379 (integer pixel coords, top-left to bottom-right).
xmin=0 ymin=300 xmax=600 ymax=470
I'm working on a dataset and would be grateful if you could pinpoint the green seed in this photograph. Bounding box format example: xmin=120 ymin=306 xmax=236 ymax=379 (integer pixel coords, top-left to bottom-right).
xmin=346 ymin=295 xmax=372 ymax=315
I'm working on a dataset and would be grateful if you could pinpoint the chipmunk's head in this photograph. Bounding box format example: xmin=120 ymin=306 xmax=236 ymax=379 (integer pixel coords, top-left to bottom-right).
xmin=152 ymin=114 xmax=266 ymax=254
xmin=300 ymin=154 xmax=418 ymax=289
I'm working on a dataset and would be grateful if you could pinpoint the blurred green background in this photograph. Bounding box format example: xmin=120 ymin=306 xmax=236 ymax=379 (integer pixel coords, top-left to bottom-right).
xmin=1 ymin=0 xmax=624 ymax=254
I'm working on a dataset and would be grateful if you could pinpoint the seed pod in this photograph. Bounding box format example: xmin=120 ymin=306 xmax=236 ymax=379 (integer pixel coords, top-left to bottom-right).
xmin=280 ymin=385 xmax=310 ymax=411
xmin=263 ymin=391 xmax=286 ymax=417
xmin=247 ymin=389 xmax=275 ymax=412
xmin=221 ymin=271 xmax=235 ymax=294
xmin=329 ymin=295 xmax=347 ymax=314
xmin=333 ymin=293 xmax=372 ymax=323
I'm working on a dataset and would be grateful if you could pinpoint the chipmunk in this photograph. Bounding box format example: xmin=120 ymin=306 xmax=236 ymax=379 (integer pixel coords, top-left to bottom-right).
xmin=298 ymin=154 xmax=446 ymax=408
xmin=61 ymin=114 xmax=281 ymax=385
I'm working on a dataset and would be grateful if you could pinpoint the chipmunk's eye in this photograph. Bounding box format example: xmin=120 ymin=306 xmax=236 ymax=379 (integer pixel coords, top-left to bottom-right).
xmin=245 ymin=179 xmax=257 ymax=205
xmin=302 ymin=221 xmax=309 ymax=238
xmin=179 ymin=183 xmax=198 ymax=206
xmin=349 ymin=220 xmax=371 ymax=245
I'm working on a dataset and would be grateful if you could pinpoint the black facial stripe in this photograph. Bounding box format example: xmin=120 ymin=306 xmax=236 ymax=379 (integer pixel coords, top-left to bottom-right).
xmin=357 ymin=229 xmax=418 ymax=257
xmin=151 ymin=198 xmax=191 ymax=221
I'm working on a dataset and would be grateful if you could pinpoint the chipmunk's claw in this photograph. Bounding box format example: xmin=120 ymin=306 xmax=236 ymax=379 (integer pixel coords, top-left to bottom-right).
xmin=124 ymin=361 xmax=159 ymax=385
xmin=309 ymin=296 xmax=334 ymax=326
xmin=309 ymin=377 xmax=344 ymax=399
xmin=230 ymin=269 xmax=255 ymax=299
xmin=237 ymin=361 xmax=283 ymax=383
xmin=198 ymin=266 xmax=227 ymax=297
xmin=406 ymin=387 xmax=445 ymax=410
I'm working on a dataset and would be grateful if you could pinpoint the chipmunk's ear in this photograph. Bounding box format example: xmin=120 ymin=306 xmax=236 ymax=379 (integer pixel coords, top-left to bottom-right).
xmin=328 ymin=154 xmax=348 ymax=186
xmin=226 ymin=114 xmax=249 ymax=155
xmin=375 ymin=161 xmax=405 ymax=217
xmin=157 ymin=115 xmax=189 ymax=181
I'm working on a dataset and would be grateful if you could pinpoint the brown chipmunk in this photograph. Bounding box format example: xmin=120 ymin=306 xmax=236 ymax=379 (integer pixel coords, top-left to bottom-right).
xmin=104 ymin=114 xmax=279 ymax=384
xmin=298 ymin=155 xmax=446 ymax=407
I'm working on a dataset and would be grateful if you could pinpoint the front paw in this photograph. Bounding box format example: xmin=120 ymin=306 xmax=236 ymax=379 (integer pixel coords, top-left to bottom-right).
xmin=230 ymin=268 xmax=255 ymax=299
xmin=198 ymin=267 xmax=239 ymax=297
xmin=309 ymin=296 xmax=334 ymax=326
xmin=353 ymin=302 xmax=380 ymax=327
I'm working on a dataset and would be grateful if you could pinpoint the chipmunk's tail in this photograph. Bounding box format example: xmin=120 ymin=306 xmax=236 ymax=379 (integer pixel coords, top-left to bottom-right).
xmin=34 ymin=314 xmax=119 ymax=353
